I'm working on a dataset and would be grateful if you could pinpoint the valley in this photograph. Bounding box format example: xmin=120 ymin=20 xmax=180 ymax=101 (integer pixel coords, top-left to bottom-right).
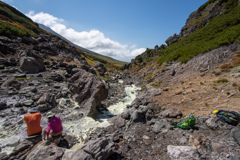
xmin=0 ymin=0 xmax=240 ymax=159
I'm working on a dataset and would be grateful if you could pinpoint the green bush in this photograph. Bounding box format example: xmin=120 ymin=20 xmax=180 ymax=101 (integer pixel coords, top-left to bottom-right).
xmin=216 ymin=79 xmax=229 ymax=83
xmin=136 ymin=55 xmax=143 ymax=62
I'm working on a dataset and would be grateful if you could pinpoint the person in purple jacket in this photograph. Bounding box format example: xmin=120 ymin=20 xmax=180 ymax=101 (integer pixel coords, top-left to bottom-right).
xmin=43 ymin=111 xmax=63 ymax=145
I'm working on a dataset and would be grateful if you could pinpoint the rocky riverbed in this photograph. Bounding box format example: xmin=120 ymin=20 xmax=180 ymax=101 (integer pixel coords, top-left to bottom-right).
xmin=0 ymin=34 xmax=240 ymax=160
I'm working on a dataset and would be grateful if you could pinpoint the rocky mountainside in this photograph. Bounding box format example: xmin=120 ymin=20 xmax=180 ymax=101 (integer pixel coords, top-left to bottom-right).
xmin=0 ymin=0 xmax=240 ymax=160
xmin=38 ymin=24 xmax=128 ymax=67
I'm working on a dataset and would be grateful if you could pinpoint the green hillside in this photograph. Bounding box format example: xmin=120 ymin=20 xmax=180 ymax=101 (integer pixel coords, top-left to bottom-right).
xmin=158 ymin=0 xmax=240 ymax=65
xmin=0 ymin=1 xmax=43 ymax=37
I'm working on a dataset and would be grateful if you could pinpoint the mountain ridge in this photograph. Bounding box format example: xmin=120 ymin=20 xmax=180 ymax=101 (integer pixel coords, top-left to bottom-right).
xmin=38 ymin=23 xmax=128 ymax=67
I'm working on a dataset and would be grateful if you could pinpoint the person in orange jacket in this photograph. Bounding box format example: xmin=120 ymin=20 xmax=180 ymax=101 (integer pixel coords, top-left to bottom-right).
xmin=24 ymin=108 xmax=42 ymax=137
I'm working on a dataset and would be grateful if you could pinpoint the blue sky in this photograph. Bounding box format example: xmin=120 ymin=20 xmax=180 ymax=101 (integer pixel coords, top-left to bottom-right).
xmin=2 ymin=0 xmax=208 ymax=62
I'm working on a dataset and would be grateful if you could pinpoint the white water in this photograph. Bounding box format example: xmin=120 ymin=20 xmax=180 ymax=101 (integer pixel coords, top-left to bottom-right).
xmin=63 ymin=81 xmax=140 ymax=145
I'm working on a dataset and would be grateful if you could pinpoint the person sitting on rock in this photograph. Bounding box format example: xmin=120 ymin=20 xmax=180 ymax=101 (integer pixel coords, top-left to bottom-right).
xmin=43 ymin=111 xmax=63 ymax=145
xmin=24 ymin=108 xmax=42 ymax=138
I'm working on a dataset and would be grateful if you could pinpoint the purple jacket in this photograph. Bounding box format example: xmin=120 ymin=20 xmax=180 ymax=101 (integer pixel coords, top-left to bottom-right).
xmin=46 ymin=116 xmax=63 ymax=136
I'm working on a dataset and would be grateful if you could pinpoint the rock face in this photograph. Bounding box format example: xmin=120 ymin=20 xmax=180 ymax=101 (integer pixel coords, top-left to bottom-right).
xmin=68 ymin=69 xmax=109 ymax=117
xmin=69 ymin=137 xmax=115 ymax=160
xmin=26 ymin=141 xmax=65 ymax=160
xmin=8 ymin=136 xmax=42 ymax=160
xmin=166 ymin=1 xmax=227 ymax=46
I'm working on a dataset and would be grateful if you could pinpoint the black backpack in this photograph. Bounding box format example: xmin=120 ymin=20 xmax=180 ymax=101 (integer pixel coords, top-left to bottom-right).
xmin=216 ymin=110 xmax=240 ymax=126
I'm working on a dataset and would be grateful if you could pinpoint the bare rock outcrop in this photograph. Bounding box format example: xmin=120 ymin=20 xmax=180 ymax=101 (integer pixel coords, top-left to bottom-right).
xmin=68 ymin=69 xmax=109 ymax=117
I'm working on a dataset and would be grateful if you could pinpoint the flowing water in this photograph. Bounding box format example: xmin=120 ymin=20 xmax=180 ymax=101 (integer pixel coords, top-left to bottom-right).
xmin=63 ymin=81 xmax=140 ymax=148
xmin=0 ymin=80 xmax=140 ymax=153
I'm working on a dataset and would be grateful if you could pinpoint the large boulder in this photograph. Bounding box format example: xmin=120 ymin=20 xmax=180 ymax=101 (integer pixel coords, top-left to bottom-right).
xmin=68 ymin=69 xmax=109 ymax=117
xmin=36 ymin=93 xmax=57 ymax=112
xmin=69 ymin=137 xmax=115 ymax=160
xmin=125 ymin=105 xmax=149 ymax=129
xmin=18 ymin=50 xmax=45 ymax=74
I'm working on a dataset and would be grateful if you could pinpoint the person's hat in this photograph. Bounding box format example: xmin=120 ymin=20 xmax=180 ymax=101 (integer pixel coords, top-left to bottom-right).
xmin=29 ymin=108 xmax=38 ymax=113
xmin=46 ymin=111 xmax=55 ymax=118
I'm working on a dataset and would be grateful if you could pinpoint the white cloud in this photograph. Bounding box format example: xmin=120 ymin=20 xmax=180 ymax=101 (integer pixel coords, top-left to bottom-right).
xmin=26 ymin=11 xmax=145 ymax=62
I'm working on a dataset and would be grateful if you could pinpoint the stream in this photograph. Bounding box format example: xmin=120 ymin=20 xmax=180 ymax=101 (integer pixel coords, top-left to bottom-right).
xmin=63 ymin=80 xmax=140 ymax=145
xmin=0 ymin=79 xmax=140 ymax=153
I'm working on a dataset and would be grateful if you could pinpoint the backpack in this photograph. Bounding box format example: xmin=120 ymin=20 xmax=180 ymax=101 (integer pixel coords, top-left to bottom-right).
xmin=171 ymin=114 xmax=196 ymax=130
xmin=215 ymin=110 xmax=240 ymax=126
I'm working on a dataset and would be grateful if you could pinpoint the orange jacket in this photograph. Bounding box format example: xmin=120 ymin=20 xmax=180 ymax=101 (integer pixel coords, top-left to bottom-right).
xmin=24 ymin=113 xmax=42 ymax=135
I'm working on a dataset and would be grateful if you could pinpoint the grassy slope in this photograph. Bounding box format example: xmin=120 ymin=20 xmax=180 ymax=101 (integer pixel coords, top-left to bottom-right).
xmin=158 ymin=0 xmax=240 ymax=65
xmin=0 ymin=1 xmax=43 ymax=36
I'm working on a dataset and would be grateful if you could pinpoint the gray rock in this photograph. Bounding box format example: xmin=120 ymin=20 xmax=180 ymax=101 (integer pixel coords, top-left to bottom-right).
xmin=19 ymin=55 xmax=45 ymax=74
xmin=70 ymin=137 xmax=115 ymax=160
xmin=152 ymin=119 xmax=172 ymax=134
xmin=121 ymin=108 xmax=135 ymax=120
xmin=1 ymin=136 xmax=20 ymax=147
xmin=26 ymin=141 xmax=65 ymax=160
xmin=37 ymin=93 xmax=56 ymax=105
xmin=68 ymin=69 xmax=109 ymax=117
xmin=1 ymin=77 xmax=21 ymax=90
xmin=131 ymin=105 xmax=148 ymax=123
xmin=161 ymin=108 xmax=183 ymax=118
xmin=205 ymin=117 xmax=233 ymax=130
xmin=167 ymin=145 xmax=200 ymax=160
xmin=22 ymin=100 xmax=34 ymax=106
xmin=231 ymin=127 xmax=240 ymax=146
xmin=145 ymin=109 xmax=154 ymax=121
xmin=0 ymin=101 xmax=7 ymax=110
xmin=109 ymin=115 xmax=126 ymax=128
xmin=36 ymin=93 xmax=57 ymax=111
xmin=9 ymin=136 xmax=42 ymax=158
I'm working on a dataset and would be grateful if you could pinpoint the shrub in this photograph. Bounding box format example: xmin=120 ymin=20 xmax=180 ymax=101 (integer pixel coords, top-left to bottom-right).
xmin=220 ymin=64 xmax=232 ymax=72
xmin=150 ymin=80 xmax=162 ymax=88
xmin=214 ymin=71 xmax=222 ymax=76
xmin=146 ymin=57 xmax=153 ymax=62
xmin=232 ymin=56 xmax=240 ymax=66
xmin=141 ymin=85 xmax=147 ymax=92
xmin=216 ymin=79 xmax=229 ymax=83
xmin=136 ymin=55 xmax=143 ymax=62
